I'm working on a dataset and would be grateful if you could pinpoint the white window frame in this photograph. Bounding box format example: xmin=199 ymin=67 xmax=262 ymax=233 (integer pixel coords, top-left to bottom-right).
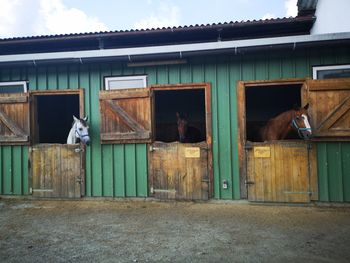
xmin=312 ymin=64 xmax=350 ymax=79
xmin=104 ymin=75 xmax=147 ymax=90
xmin=0 ymin=81 xmax=28 ymax=93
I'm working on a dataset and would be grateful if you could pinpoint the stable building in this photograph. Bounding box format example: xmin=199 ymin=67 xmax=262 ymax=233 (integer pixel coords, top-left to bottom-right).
xmin=0 ymin=0 xmax=349 ymax=203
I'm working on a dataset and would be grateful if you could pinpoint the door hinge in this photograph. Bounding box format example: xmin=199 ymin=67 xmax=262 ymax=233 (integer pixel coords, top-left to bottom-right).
xmin=75 ymin=147 xmax=84 ymax=153
xmin=245 ymin=180 xmax=255 ymax=185
xmin=244 ymin=145 xmax=253 ymax=150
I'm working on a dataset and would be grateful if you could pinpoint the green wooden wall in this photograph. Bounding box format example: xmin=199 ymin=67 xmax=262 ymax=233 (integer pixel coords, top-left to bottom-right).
xmin=0 ymin=46 xmax=350 ymax=200
xmin=317 ymin=142 xmax=350 ymax=202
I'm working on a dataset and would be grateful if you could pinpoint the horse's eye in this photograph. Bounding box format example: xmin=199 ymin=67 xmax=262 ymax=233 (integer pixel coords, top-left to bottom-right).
xmin=296 ymin=116 xmax=300 ymax=120
xmin=79 ymin=127 xmax=83 ymax=131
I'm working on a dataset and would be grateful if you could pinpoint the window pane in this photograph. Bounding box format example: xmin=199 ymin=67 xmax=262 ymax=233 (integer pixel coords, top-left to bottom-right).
xmin=0 ymin=85 xmax=25 ymax=93
xmin=317 ymin=68 xmax=350 ymax=79
xmin=105 ymin=76 xmax=147 ymax=90
xmin=108 ymin=79 xmax=145 ymax=89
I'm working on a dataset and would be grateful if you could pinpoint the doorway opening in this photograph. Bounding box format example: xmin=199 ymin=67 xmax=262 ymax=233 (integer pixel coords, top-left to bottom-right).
xmin=154 ymin=89 xmax=206 ymax=143
xmin=245 ymin=84 xmax=303 ymax=142
xmin=33 ymin=94 xmax=80 ymax=144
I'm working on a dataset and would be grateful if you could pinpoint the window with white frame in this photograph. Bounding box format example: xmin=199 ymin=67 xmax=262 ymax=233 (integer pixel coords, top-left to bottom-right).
xmin=0 ymin=81 xmax=28 ymax=93
xmin=104 ymin=75 xmax=147 ymax=90
xmin=313 ymin=65 xmax=350 ymax=79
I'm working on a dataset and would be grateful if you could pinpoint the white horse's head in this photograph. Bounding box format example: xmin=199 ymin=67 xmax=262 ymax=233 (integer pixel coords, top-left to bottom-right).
xmin=71 ymin=115 xmax=90 ymax=145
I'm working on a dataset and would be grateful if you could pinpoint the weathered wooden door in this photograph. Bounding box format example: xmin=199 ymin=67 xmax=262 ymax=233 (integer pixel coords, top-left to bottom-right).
xmin=306 ymin=78 xmax=350 ymax=138
xmin=149 ymin=141 xmax=209 ymax=200
xmin=30 ymin=144 xmax=84 ymax=198
xmin=99 ymin=88 xmax=152 ymax=144
xmin=246 ymin=141 xmax=318 ymax=203
xmin=0 ymin=93 xmax=30 ymax=144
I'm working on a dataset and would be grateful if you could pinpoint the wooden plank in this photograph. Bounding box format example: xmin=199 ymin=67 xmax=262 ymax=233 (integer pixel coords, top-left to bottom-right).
xmin=150 ymin=141 xmax=208 ymax=201
xmin=0 ymin=95 xmax=28 ymax=103
xmin=237 ymin=81 xmax=247 ymax=199
xmin=316 ymin=95 xmax=350 ymax=131
xmin=0 ymin=93 xmax=30 ymax=144
xmin=136 ymin=144 xmax=148 ymax=197
xmin=105 ymin=100 xmax=148 ymax=134
xmin=31 ymin=144 xmax=82 ymax=198
xmin=247 ymin=142 xmax=311 ymax=203
xmin=99 ymin=88 xmax=149 ymax=100
xmin=307 ymin=79 xmax=350 ymax=138
xmin=114 ymin=144 xmax=126 ymax=197
xmin=307 ymin=78 xmax=350 ymax=91
xmin=101 ymin=132 xmax=151 ymax=142
xmin=0 ymin=109 xmax=27 ymax=137
xmin=99 ymin=88 xmax=152 ymax=144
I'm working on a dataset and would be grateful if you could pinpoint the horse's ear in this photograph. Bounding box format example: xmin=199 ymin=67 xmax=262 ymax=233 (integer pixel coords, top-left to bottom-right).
xmin=73 ymin=115 xmax=79 ymax=122
xmin=83 ymin=116 xmax=88 ymax=122
xmin=176 ymin=112 xmax=180 ymax=119
xmin=303 ymin=103 xmax=309 ymax=110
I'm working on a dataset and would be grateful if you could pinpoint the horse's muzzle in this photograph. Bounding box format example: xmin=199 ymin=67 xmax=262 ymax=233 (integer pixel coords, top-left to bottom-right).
xmin=81 ymin=137 xmax=91 ymax=146
xmin=300 ymin=130 xmax=313 ymax=140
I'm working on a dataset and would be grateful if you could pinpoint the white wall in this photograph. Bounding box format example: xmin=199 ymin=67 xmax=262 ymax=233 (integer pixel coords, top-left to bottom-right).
xmin=311 ymin=0 xmax=350 ymax=34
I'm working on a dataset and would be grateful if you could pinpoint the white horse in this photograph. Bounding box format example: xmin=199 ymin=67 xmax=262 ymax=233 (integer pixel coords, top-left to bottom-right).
xmin=67 ymin=116 xmax=90 ymax=145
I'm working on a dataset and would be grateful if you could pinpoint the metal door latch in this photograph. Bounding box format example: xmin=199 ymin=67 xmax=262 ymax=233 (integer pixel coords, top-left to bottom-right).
xmin=75 ymin=148 xmax=84 ymax=153
xmin=149 ymin=146 xmax=160 ymax=152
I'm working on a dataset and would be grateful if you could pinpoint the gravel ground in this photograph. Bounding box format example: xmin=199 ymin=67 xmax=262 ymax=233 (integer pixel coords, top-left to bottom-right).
xmin=0 ymin=198 xmax=349 ymax=263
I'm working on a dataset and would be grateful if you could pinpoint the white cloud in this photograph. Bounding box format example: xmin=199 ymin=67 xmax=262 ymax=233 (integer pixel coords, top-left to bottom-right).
xmin=285 ymin=0 xmax=298 ymax=17
xmin=134 ymin=1 xmax=181 ymax=29
xmin=262 ymin=13 xmax=276 ymax=20
xmin=0 ymin=0 xmax=108 ymax=38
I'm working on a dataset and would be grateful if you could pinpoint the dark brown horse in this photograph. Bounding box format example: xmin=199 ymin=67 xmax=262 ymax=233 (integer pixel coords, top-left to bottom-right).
xmin=260 ymin=104 xmax=312 ymax=141
xmin=176 ymin=112 xmax=202 ymax=143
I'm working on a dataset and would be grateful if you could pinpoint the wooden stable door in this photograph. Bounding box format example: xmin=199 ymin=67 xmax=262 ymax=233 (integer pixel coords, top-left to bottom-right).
xmin=306 ymin=78 xmax=350 ymax=138
xmin=30 ymin=144 xmax=84 ymax=198
xmin=149 ymin=141 xmax=209 ymax=200
xmin=246 ymin=141 xmax=318 ymax=203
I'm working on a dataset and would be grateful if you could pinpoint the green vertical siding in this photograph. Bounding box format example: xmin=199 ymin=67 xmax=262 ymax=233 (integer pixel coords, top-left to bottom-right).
xmin=318 ymin=142 xmax=350 ymax=202
xmin=1 ymin=46 xmax=350 ymax=200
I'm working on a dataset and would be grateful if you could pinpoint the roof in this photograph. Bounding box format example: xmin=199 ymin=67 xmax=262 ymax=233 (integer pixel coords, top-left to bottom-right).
xmin=0 ymin=16 xmax=315 ymax=56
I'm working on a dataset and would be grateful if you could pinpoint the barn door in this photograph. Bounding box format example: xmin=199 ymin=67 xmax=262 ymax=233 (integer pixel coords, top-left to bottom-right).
xmin=149 ymin=84 xmax=212 ymax=201
xmin=30 ymin=144 xmax=84 ymax=198
xmin=149 ymin=141 xmax=209 ymax=200
xmin=99 ymin=88 xmax=152 ymax=144
xmin=0 ymin=93 xmax=30 ymax=144
xmin=306 ymin=78 xmax=350 ymax=138
xmin=29 ymin=90 xmax=85 ymax=198
xmin=246 ymin=141 xmax=318 ymax=203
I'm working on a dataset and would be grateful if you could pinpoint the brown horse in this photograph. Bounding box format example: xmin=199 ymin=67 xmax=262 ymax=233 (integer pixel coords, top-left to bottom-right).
xmin=260 ymin=104 xmax=312 ymax=141
xmin=176 ymin=112 xmax=202 ymax=143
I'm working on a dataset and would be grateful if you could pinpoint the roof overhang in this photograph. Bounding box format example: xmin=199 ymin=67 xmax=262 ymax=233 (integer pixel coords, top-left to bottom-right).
xmin=0 ymin=32 xmax=349 ymax=67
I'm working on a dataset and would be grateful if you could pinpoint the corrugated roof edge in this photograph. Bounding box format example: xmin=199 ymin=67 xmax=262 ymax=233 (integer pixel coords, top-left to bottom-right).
xmin=0 ymin=16 xmax=313 ymax=42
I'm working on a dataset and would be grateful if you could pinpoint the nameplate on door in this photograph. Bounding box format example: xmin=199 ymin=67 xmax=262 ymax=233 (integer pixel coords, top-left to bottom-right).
xmin=185 ymin=147 xmax=200 ymax=158
xmin=254 ymin=146 xmax=271 ymax=158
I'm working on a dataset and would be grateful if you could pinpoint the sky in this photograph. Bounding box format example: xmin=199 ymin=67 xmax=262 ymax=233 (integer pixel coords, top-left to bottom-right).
xmin=0 ymin=0 xmax=298 ymax=39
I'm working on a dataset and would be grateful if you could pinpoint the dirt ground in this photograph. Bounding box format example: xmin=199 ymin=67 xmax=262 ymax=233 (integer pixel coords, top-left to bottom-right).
xmin=0 ymin=198 xmax=349 ymax=263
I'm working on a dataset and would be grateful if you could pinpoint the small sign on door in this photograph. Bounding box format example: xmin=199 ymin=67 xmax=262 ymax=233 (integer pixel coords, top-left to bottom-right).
xmin=185 ymin=147 xmax=201 ymax=158
xmin=254 ymin=146 xmax=271 ymax=158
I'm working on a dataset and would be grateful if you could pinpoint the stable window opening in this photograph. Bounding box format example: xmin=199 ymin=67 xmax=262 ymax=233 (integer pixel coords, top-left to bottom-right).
xmin=245 ymin=84 xmax=303 ymax=142
xmin=33 ymin=94 xmax=80 ymax=144
xmin=313 ymin=64 xmax=350 ymax=79
xmin=0 ymin=81 xmax=28 ymax=93
xmin=154 ymin=89 xmax=206 ymax=143
xmin=104 ymin=75 xmax=147 ymax=90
